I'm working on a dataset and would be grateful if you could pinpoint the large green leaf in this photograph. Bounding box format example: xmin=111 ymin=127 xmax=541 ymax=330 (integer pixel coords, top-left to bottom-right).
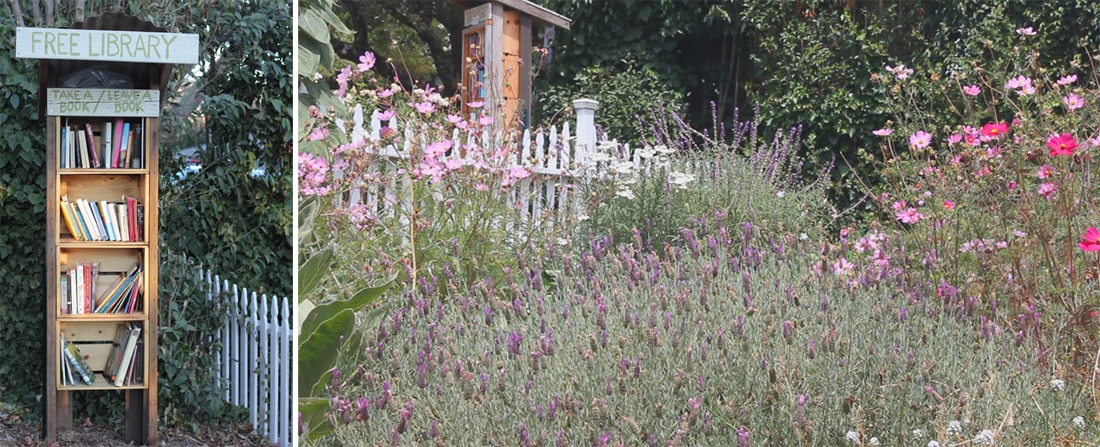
xmin=299 ymin=397 xmax=336 ymax=441
xmin=298 ymin=279 xmax=392 ymax=396
xmin=297 ymin=246 xmax=333 ymax=303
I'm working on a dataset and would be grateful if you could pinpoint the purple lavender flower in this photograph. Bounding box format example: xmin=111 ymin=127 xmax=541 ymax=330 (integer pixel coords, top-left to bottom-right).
xmin=737 ymin=426 xmax=752 ymax=447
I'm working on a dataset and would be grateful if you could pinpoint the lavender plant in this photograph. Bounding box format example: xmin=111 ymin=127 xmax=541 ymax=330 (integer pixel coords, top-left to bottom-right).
xmin=578 ymin=104 xmax=831 ymax=249
xmin=313 ymin=213 xmax=1091 ymax=446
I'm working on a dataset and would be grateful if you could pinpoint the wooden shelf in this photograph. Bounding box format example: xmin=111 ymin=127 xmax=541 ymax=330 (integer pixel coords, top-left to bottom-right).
xmin=46 ymin=112 xmax=159 ymax=446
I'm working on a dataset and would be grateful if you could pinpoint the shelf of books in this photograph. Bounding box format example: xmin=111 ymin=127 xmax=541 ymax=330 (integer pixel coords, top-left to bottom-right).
xmin=45 ymin=113 xmax=160 ymax=443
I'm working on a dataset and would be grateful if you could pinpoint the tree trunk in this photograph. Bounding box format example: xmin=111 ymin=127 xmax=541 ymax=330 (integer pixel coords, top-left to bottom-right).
xmin=8 ymin=0 xmax=25 ymax=27
xmin=74 ymin=0 xmax=86 ymax=23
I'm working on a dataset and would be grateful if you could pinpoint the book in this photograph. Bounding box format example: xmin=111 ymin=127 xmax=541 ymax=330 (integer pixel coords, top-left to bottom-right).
xmin=119 ymin=123 xmax=131 ymax=168
xmin=74 ymin=199 xmax=98 ymax=240
xmin=131 ymin=124 xmax=143 ymax=168
xmin=60 ymin=334 xmax=75 ymax=385
xmin=124 ymin=275 xmax=142 ymax=313
xmin=84 ymin=123 xmax=100 ymax=168
xmin=63 ymin=341 xmax=94 ymax=385
xmin=70 ymin=200 xmax=93 ymax=241
xmin=60 ymin=125 xmax=67 ymax=169
xmin=112 ymin=118 xmax=124 ymax=168
xmin=127 ymin=337 xmax=144 ymax=385
xmin=58 ymin=198 xmax=81 ymax=240
xmin=114 ymin=324 xmax=141 ymax=387
xmin=101 ymin=121 xmax=112 ymax=170
xmin=76 ymin=127 xmax=89 ymax=168
xmin=97 ymin=263 xmax=140 ymax=313
xmin=117 ymin=203 xmax=129 ymax=242
xmin=136 ymin=204 xmax=144 ymax=241
xmin=102 ymin=323 xmax=129 ymax=383
xmin=60 ymin=276 xmax=69 ymax=315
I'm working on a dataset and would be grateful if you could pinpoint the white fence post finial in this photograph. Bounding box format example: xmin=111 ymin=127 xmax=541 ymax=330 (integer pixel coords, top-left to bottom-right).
xmin=572 ymin=98 xmax=599 ymax=167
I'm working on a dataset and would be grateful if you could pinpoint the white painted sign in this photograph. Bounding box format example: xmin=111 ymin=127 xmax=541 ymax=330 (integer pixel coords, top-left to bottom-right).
xmin=465 ymin=3 xmax=492 ymax=26
xmin=46 ymin=88 xmax=160 ymax=117
xmin=16 ymin=27 xmax=199 ymax=64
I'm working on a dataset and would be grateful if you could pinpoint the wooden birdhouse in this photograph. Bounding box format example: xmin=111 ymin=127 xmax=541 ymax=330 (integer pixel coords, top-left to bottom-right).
xmin=446 ymin=0 xmax=570 ymax=130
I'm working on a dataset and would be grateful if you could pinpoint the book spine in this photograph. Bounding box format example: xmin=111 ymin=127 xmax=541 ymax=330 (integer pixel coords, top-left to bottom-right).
xmin=114 ymin=325 xmax=141 ymax=387
xmin=101 ymin=121 xmax=111 ymax=170
xmin=84 ymin=123 xmax=100 ymax=168
xmin=64 ymin=342 xmax=94 ymax=385
xmin=60 ymin=276 xmax=68 ymax=315
xmin=112 ymin=118 xmax=124 ymax=168
xmin=137 ymin=203 xmax=144 ymax=241
xmin=133 ymin=123 xmax=143 ymax=169
xmin=59 ymin=126 xmax=67 ymax=169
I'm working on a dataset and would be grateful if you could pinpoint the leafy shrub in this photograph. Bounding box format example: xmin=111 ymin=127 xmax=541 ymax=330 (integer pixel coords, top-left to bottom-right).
xmin=537 ymin=62 xmax=684 ymax=144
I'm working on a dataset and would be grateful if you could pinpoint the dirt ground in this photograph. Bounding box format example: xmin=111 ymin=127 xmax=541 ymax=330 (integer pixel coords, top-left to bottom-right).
xmin=0 ymin=413 xmax=270 ymax=447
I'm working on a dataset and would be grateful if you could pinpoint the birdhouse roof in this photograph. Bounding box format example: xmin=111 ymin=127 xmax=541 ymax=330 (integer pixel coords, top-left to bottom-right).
xmin=446 ymin=0 xmax=571 ymax=29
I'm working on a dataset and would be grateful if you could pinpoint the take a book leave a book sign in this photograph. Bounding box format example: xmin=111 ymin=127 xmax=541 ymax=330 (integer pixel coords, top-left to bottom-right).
xmin=48 ymin=89 xmax=159 ymax=117
xmin=15 ymin=27 xmax=198 ymax=64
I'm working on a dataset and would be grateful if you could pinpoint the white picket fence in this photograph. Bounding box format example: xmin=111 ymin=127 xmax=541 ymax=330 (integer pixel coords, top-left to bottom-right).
xmin=202 ymin=269 xmax=293 ymax=447
xmin=338 ymin=99 xmax=604 ymax=227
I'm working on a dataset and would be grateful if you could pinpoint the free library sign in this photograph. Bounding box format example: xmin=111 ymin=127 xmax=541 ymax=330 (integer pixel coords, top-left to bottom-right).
xmin=15 ymin=27 xmax=198 ymax=64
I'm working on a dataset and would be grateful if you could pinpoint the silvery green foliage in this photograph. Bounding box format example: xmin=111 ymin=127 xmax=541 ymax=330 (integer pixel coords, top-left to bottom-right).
xmin=314 ymin=214 xmax=1091 ymax=445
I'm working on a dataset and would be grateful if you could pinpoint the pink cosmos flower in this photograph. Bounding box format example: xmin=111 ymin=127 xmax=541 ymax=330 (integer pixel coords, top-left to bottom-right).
xmin=1037 ymin=182 xmax=1058 ymax=201
xmin=1080 ymin=227 xmax=1100 ymax=251
xmin=1017 ymin=84 xmax=1036 ymax=95
xmin=446 ymin=114 xmax=463 ymax=124
xmin=1037 ymin=164 xmax=1054 ymax=179
xmin=467 ymin=101 xmax=485 ymax=108
xmin=948 ymin=134 xmax=963 ymax=145
xmin=832 ymin=257 xmax=855 ymax=276
xmin=963 ymin=85 xmax=981 ymax=96
xmin=892 ymin=200 xmax=907 ymax=210
xmin=509 ymin=166 xmax=531 ymax=179
xmin=308 ymin=127 xmax=329 ymax=141
xmin=444 ymin=159 xmax=464 ymax=170
xmin=1016 ymin=27 xmax=1037 ymax=36
xmin=1007 ymin=181 xmax=1018 ymax=190
xmin=908 ymin=131 xmax=932 ymax=149
xmin=1047 ymin=133 xmax=1078 ymax=156
xmin=414 ymin=101 xmax=436 ymax=114
xmin=377 ymin=88 xmax=394 ymax=98
xmin=896 ymin=207 xmax=924 ymax=224
xmin=358 ymin=51 xmax=376 ymax=72
xmin=474 ymin=183 xmax=490 ymax=191
xmin=424 ymin=139 xmax=452 ymax=156
xmin=1005 ymin=75 xmax=1032 ymax=90
xmin=980 ymin=122 xmax=1009 ymax=137
xmin=872 ymin=128 xmax=893 ymax=136
xmin=886 ymin=64 xmax=914 ymax=80
xmin=1064 ymin=93 xmax=1084 ymax=110
xmin=479 ymin=115 xmax=495 ymax=126
xmin=377 ymin=109 xmax=396 ymax=121
xmin=942 ymin=200 xmax=955 ymax=210
xmin=1057 ymin=74 xmax=1078 ymax=86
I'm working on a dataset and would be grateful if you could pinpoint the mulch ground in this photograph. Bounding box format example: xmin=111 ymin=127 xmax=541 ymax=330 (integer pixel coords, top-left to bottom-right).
xmin=0 ymin=408 xmax=271 ymax=447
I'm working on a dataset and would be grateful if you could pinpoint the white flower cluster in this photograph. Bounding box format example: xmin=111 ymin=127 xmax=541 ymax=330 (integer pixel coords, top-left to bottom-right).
xmin=1051 ymin=378 xmax=1066 ymax=392
xmin=974 ymin=429 xmax=995 ymax=445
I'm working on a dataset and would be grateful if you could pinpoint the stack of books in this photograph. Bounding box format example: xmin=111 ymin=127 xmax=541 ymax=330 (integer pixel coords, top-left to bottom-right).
xmin=59 ymin=195 xmax=143 ymax=242
xmin=61 ymin=262 xmax=142 ymax=314
xmin=59 ymin=118 xmax=143 ymax=169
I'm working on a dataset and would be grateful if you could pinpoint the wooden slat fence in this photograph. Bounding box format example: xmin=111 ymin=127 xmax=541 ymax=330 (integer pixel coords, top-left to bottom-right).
xmin=202 ymin=269 xmax=293 ymax=447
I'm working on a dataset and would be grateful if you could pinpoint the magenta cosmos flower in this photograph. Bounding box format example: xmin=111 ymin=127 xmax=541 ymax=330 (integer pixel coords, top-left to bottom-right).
xmin=980 ymin=122 xmax=1009 ymax=137
xmin=1080 ymin=227 xmax=1100 ymax=251
xmin=358 ymin=51 xmax=376 ymax=72
xmin=963 ymin=85 xmax=981 ymax=96
xmin=1047 ymin=133 xmax=1078 ymax=156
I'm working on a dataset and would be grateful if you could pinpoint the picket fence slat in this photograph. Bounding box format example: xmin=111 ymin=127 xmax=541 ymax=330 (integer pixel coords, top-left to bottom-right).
xmin=205 ymin=268 xmax=292 ymax=447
